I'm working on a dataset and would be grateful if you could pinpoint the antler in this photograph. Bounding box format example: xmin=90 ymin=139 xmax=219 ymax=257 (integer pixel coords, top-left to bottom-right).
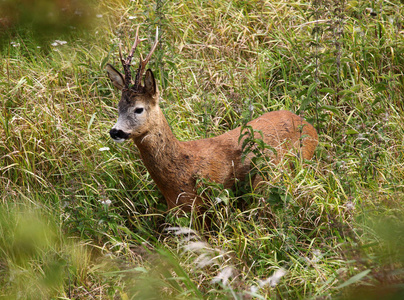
xmin=133 ymin=27 xmax=159 ymax=91
xmin=119 ymin=26 xmax=159 ymax=90
xmin=119 ymin=26 xmax=146 ymax=89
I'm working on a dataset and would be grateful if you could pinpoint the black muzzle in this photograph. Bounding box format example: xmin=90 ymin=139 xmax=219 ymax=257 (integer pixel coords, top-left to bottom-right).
xmin=109 ymin=128 xmax=130 ymax=141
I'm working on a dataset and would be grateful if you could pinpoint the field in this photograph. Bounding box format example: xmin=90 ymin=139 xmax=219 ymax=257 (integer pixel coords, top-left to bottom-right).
xmin=1 ymin=0 xmax=403 ymax=299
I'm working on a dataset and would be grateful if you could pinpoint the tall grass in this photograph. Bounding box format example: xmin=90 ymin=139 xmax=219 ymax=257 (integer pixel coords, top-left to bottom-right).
xmin=1 ymin=0 xmax=403 ymax=299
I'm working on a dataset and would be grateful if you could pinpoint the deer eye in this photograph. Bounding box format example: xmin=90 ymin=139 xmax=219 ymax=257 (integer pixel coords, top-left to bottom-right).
xmin=134 ymin=107 xmax=144 ymax=114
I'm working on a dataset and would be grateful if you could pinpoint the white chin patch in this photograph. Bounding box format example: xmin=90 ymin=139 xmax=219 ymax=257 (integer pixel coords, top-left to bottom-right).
xmin=112 ymin=138 xmax=126 ymax=144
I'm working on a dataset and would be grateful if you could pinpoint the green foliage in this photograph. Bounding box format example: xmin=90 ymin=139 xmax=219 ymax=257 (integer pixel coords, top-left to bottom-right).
xmin=0 ymin=203 xmax=90 ymax=299
xmin=1 ymin=0 xmax=403 ymax=298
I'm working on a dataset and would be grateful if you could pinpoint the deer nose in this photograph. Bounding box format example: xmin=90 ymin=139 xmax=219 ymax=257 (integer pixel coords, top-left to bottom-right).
xmin=109 ymin=128 xmax=130 ymax=142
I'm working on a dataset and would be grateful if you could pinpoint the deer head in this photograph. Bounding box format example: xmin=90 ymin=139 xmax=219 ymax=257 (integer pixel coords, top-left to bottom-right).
xmin=106 ymin=26 xmax=159 ymax=143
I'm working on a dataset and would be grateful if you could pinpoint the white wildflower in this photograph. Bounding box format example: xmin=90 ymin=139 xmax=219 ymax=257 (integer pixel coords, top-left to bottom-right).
xmin=258 ymin=268 xmax=286 ymax=288
xmin=212 ymin=266 xmax=233 ymax=286
xmin=365 ymin=8 xmax=374 ymax=14
xmin=11 ymin=41 xmax=20 ymax=47
xmin=312 ymin=249 xmax=322 ymax=263
xmin=99 ymin=147 xmax=110 ymax=152
xmin=165 ymin=226 xmax=196 ymax=236
xmin=195 ymin=253 xmax=215 ymax=268
xmin=128 ymin=16 xmax=136 ymax=20
xmin=96 ymin=14 xmax=103 ymax=18
xmin=183 ymin=241 xmax=209 ymax=252
xmin=250 ymin=286 xmax=259 ymax=294
xmin=345 ymin=201 xmax=355 ymax=211
xmin=51 ymin=40 xmax=67 ymax=47
xmin=100 ymin=199 xmax=112 ymax=207
xmin=215 ymin=197 xmax=222 ymax=204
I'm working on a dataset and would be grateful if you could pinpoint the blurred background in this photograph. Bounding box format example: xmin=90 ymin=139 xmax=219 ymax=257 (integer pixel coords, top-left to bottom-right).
xmin=0 ymin=0 xmax=96 ymax=48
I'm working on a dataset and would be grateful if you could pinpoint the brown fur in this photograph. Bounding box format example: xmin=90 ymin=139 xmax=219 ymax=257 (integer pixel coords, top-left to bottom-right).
xmin=107 ymin=63 xmax=318 ymax=211
xmin=133 ymin=107 xmax=318 ymax=210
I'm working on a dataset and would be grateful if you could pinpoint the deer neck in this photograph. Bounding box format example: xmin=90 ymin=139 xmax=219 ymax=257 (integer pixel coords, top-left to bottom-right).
xmin=133 ymin=108 xmax=183 ymax=175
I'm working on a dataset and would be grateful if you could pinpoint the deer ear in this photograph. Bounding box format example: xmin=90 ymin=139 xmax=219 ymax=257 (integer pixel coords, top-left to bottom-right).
xmin=144 ymin=69 xmax=158 ymax=97
xmin=106 ymin=64 xmax=125 ymax=90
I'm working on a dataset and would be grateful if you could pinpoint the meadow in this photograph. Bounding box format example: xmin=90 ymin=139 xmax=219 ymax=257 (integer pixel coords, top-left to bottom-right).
xmin=1 ymin=0 xmax=403 ymax=299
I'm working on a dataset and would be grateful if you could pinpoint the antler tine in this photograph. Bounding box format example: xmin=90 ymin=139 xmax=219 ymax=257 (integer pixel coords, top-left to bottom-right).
xmin=125 ymin=25 xmax=147 ymax=66
xmin=134 ymin=27 xmax=159 ymax=90
xmin=142 ymin=27 xmax=159 ymax=67
xmin=119 ymin=25 xmax=146 ymax=88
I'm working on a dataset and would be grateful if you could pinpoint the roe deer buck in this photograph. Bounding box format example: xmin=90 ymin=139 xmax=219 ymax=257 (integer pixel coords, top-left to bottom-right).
xmin=106 ymin=27 xmax=318 ymax=212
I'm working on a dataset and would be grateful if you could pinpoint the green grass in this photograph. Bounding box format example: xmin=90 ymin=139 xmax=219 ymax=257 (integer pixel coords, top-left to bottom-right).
xmin=1 ymin=0 xmax=404 ymax=299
